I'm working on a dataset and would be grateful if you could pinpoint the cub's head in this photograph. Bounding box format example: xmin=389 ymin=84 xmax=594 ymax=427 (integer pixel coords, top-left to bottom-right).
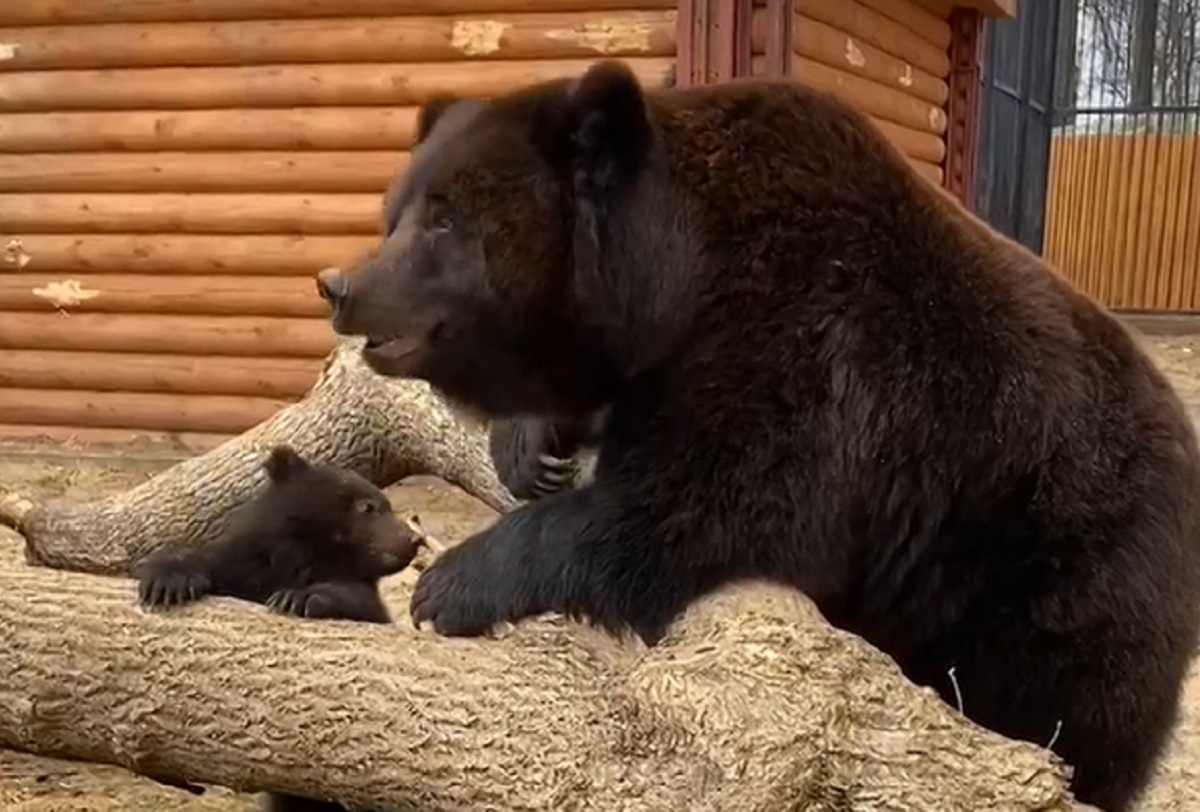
xmin=229 ymin=446 xmax=420 ymax=581
xmin=316 ymin=60 xmax=669 ymax=421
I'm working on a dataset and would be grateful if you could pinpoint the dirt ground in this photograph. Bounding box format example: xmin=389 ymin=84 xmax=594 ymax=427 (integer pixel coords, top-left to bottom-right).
xmin=1 ymin=332 xmax=1198 ymax=811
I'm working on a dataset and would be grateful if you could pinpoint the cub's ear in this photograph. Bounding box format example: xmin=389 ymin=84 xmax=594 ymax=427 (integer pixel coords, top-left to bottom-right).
xmin=263 ymin=445 xmax=309 ymax=483
xmin=416 ymin=95 xmax=462 ymax=144
xmin=535 ymin=60 xmax=655 ymax=194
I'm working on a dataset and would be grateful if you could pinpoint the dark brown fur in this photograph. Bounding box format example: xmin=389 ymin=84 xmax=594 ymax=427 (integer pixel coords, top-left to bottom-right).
xmin=317 ymin=62 xmax=1200 ymax=811
xmin=136 ymin=445 xmax=416 ymax=812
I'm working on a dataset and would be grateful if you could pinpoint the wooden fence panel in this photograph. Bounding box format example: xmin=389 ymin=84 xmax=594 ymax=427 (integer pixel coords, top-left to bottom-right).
xmin=1043 ymin=132 xmax=1200 ymax=311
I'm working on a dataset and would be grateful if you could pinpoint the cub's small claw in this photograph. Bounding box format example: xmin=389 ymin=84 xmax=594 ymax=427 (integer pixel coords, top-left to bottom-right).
xmin=137 ymin=567 xmax=211 ymax=609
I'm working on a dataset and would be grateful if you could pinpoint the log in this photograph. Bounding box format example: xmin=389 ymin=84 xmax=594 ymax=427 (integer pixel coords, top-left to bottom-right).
xmin=0 ymin=193 xmax=380 ymax=234
xmin=910 ymin=0 xmax=956 ymax=16
xmin=790 ymin=15 xmax=949 ymax=105
xmin=0 ymin=108 xmax=416 ymax=152
xmin=0 ymin=565 xmax=1078 ymax=811
xmin=0 ymin=0 xmax=678 ymax=26
xmin=0 ymin=273 xmax=329 ymax=317
xmin=799 ymin=0 xmax=952 ymax=78
xmin=0 ymin=234 xmax=374 ymax=276
xmin=0 ymin=313 xmax=333 ymax=358
xmin=0 ymin=12 xmax=676 ymax=72
xmin=0 ymin=338 xmax=515 ymax=573
xmin=872 ymin=118 xmax=946 ymax=163
xmin=855 ymin=0 xmax=952 ymax=49
xmin=907 ymin=158 xmax=944 ymax=185
xmin=747 ymin=54 xmax=946 ymax=165
xmin=0 ymin=351 xmax=321 ymax=399
xmin=0 ymin=58 xmax=676 ymax=112
xmin=0 ymin=152 xmax=405 ymax=193
xmin=794 ymin=56 xmax=948 ymax=135
xmin=0 ymin=387 xmax=292 ymax=435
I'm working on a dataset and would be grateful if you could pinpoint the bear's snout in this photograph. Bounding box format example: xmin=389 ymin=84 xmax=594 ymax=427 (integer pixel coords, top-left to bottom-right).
xmin=316 ymin=267 xmax=349 ymax=307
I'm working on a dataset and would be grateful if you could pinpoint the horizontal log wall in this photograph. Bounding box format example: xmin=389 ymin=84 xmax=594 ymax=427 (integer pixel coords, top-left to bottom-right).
xmin=0 ymin=1 xmax=677 ymax=444
xmin=780 ymin=0 xmax=953 ymax=185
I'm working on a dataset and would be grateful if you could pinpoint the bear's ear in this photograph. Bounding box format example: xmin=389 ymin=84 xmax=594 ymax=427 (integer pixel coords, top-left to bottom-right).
xmin=416 ymin=95 xmax=462 ymax=145
xmin=535 ymin=60 xmax=655 ymax=195
xmin=263 ymin=445 xmax=308 ymax=483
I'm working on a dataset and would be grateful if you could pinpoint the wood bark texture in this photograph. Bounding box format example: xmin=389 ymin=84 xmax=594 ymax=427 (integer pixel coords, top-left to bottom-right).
xmin=0 ymin=561 xmax=1079 ymax=812
xmin=0 ymin=337 xmax=516 ymax=574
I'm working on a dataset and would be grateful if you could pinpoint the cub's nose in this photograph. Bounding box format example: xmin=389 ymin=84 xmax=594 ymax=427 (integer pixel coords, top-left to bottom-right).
xmin=316 ymin=267 xmax=349 ymax=306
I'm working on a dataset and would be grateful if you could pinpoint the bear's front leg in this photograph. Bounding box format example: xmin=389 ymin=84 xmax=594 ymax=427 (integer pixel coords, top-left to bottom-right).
xmin=410 ymin=485 xmax=681 ymax=642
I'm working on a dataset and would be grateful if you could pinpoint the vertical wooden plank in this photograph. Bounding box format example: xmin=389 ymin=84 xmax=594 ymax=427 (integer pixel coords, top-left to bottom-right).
xmin=1143 ymin=130 xmax=1175 ymax=309
xmin=1158 ymin=134 xmax=1189 ymax=310
xmin=944 ymin=9 xmax=982 ymax=205
xmin=1178 ymin=139 xmax=1200 ymax=309
xmin=1092 ymin=134 xmax=1122 ymax=304
xmin=675 ymin=0 xmax=706 ymax=87
xmin=676 ymin=0 xmax=754 ymax=86
xmin=763 ymin=0 xmax=794 ymax=77
xmin=1126 ymin=125 xmax=1157 ymax=308
xmin=1102 ymin=133 xmax=1131 ymax=306
xmin=1080 ymin=136 xmax=1105 ymax=302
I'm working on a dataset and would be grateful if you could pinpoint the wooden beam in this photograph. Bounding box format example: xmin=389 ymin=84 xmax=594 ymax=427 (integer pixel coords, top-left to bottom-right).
xmin=763 ymin=0 xmax=794 ymax=78
xmin=944 ymin=9 xmax=983 ymax=205
xmin=674 ymin=0 xmax=754 ymax=86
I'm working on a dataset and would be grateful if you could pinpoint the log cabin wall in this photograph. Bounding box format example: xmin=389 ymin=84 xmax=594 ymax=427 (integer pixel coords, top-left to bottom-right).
xmin=744 ymin=1 xmax=1014 ymax=194
xmin=0 ymin=0 xmax=678 ymax=449
xmin=781 ymin=0 xmax=954 ymax=186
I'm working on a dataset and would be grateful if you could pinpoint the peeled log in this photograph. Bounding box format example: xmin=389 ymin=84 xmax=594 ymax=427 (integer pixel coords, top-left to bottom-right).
xmin=0 ymin=564 xmax=1078 ymax=811
xmin=0 ymin=337 xmax=515 ymax=575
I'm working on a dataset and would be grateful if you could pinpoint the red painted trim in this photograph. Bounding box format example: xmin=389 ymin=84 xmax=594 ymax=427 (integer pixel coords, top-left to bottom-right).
xmin=764 ymin=0 xmax=795 ymax=77
xmin=674 ymin=0 xmax=755 ymax=87
xmin=945 ymin=9 xmax=983 ymax=205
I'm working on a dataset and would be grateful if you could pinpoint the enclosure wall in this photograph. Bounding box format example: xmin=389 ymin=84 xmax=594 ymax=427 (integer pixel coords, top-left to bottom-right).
xmin=780 ymin=0 xmax=954 ymax=185
xmin=1043 ymin=131 xmax=1200 ymax=312
xmin=0 ymin=1 xmax=677 ymax=446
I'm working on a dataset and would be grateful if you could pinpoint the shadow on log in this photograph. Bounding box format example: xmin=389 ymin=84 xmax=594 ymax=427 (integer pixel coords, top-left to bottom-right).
xmin=0 ymin=337 xmax=516 ymax=575
xmin=0 ymin=559 xmax=1079 ymax=812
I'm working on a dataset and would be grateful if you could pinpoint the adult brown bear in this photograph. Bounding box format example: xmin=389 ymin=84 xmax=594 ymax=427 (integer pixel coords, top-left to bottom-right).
xmin=315 ymin=61 xmax=1200 ymax=811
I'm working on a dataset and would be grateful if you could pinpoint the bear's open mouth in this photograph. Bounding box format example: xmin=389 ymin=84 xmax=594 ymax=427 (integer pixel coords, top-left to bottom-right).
xmin=362 ymin=334 xmax=422 ymax=362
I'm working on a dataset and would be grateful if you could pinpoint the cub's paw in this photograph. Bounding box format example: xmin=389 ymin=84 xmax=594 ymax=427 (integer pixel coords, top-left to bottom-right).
xmin=137 ymin=563 xmax=212 ymax=609
xmin=266 ymin=585 xmax=342 ymax=619
xmin=410 ymin=541 xmax=526 ymax=637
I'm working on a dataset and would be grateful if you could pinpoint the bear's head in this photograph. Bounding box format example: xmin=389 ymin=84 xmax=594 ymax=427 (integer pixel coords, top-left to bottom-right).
xmin=227 ymin=445 xmax=421 ymax=582
xmin=316 ymin=60 xmax=692 ymax=422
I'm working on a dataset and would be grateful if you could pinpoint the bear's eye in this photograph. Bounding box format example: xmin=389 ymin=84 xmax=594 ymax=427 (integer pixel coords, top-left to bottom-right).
xmin=355 ymin=499 xmax=378 ymax=514
xmin=429 ymin=216 xmax=454 ymax=235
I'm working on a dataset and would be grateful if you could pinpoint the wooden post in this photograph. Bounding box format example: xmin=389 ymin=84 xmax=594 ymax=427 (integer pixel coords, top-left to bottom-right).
xmin=763 ymin=0 xmax=795 ymax=78
xmin=675 ymin=0 xmax=755 ymax=87
xmin=945 ymin=9 xmax=984 ymax=205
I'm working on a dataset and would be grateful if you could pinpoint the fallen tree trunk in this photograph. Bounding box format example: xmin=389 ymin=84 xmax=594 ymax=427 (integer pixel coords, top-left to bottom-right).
xmin=0 ymin=337 xmax=516 ymax=575
xmin=0 ymin=561 xmax=1077 ymax=812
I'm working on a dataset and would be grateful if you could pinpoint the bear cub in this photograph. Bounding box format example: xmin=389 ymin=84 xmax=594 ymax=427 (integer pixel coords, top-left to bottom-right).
xmin=136 ymin=445 xmax=418 ymax=623
xmin=136 ymin=445 xmax=418 ymax=812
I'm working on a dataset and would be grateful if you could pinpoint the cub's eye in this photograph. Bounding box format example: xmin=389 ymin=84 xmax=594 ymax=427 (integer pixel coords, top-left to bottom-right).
xmin=430 ymin=216 xmax=454 ymax=235
xmin=355 ymin=499 xmax=378 ymax=514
